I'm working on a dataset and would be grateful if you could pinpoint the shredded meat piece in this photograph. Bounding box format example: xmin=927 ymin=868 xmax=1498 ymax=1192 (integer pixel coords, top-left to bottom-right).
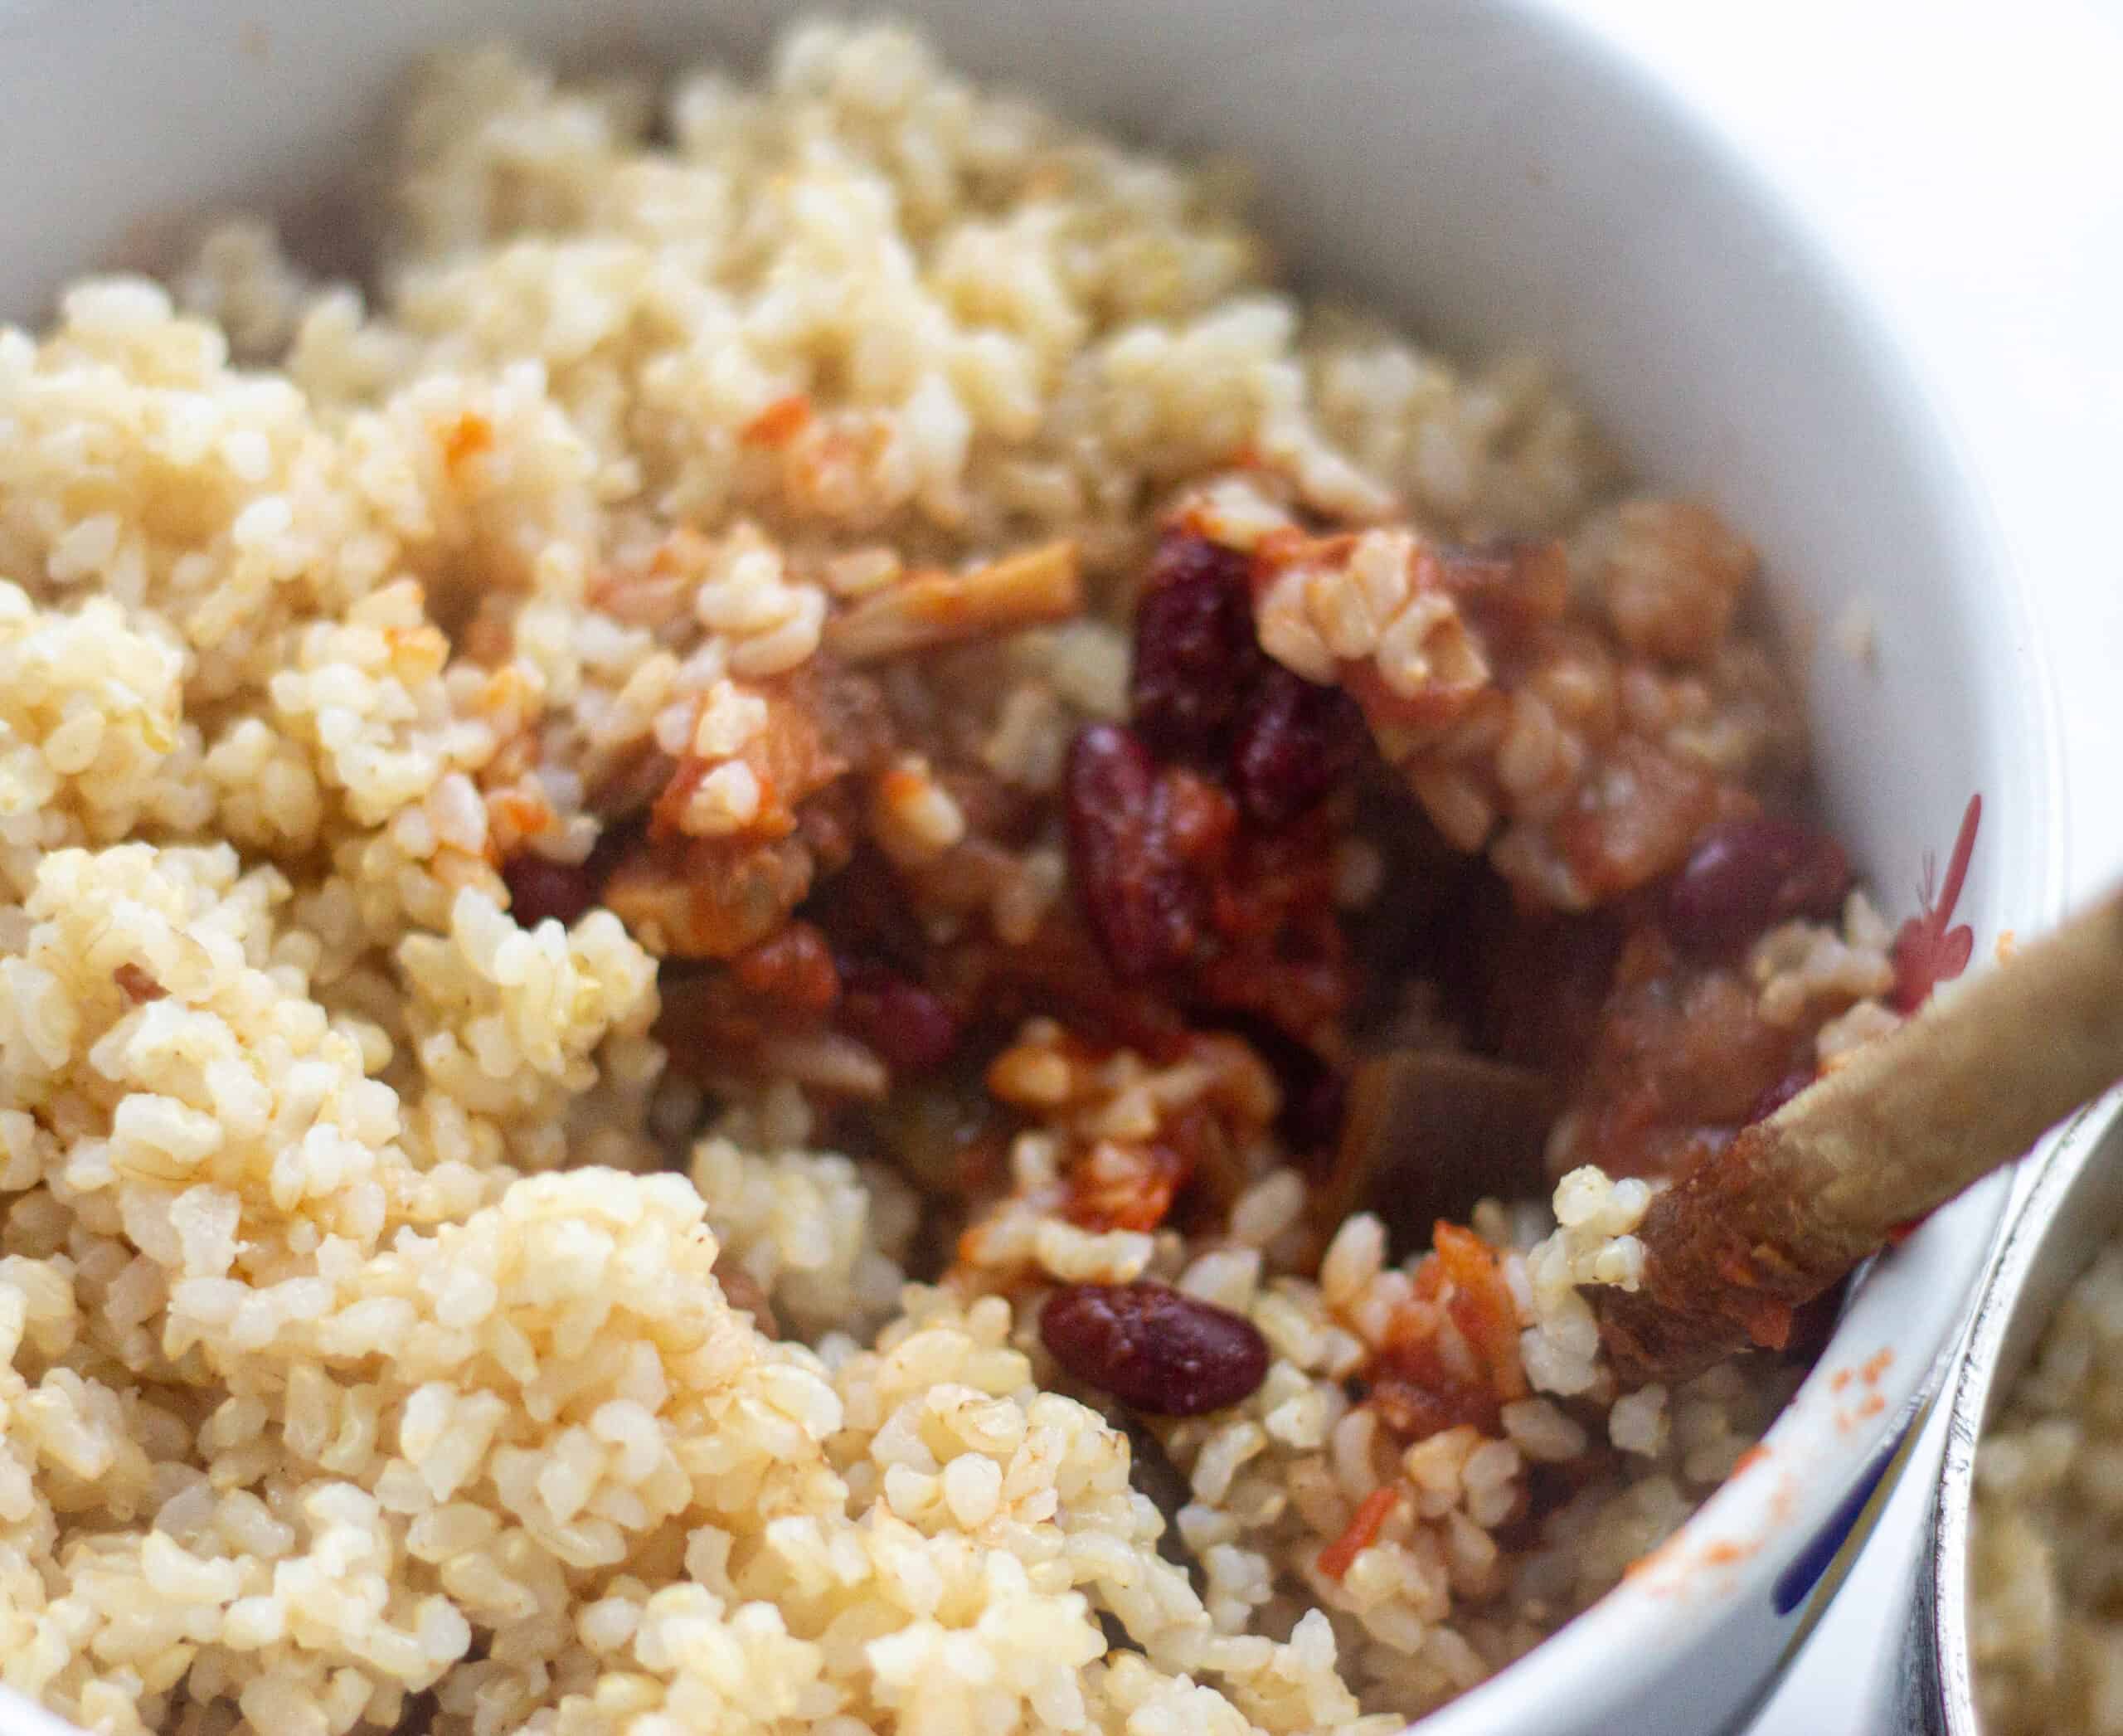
xmin=1363 ymin=1222 xmax=1528 ymax=1446
xmin=1172 ymin=489 xmax=1790 ymax=911
xmin=1064 ymin=1139 xmax=1193 ymax=1234
xmin=651 ymin=684 xmax=835 ymax=844
xmin=579 ymin=662 xmax=892 ymax=962
xmin=1540 ymin=735 xmax=1723 ymax=906
xmin=1430 ymin=1221 xmax=1528 ymax=1403
xmin=1543 ymin=926 xmax=1814 ymax=1182
xmin=603 ymin=831 xmax=818 ymax=960
xmin=650 ymin=661 xmax=890 ymax=842
xmin=981 ymin=1021 xmax=1280 ymax=1237
xmin=825 ymin=541 xmax=1081 ymax=663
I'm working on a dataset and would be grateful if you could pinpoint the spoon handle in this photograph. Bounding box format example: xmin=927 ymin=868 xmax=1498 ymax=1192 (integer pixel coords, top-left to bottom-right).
xmin=1596 ymin=887 xmax=2123 ymax=1386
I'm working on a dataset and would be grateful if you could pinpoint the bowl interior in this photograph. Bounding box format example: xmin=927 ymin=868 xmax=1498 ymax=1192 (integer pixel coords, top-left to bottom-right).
xmin=0 ymin=1 xmax=2067 ymax=1731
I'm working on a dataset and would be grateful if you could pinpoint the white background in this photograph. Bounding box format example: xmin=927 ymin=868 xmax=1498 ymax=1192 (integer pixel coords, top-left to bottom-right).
xmin=1570 ymin=2 xmax=2123 ymax=1728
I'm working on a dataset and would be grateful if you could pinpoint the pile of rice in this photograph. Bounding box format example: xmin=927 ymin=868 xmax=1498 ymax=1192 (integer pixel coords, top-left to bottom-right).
xmin=0 ymin=21 xmax=1907 ymax=1736
xmin=1972 ymin=1245 xmax=2123 ymax=1734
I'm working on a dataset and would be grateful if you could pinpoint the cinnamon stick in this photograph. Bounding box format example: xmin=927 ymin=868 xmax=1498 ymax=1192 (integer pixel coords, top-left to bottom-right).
xmin=1596 ymin=888 xmax=2123 ymax=1386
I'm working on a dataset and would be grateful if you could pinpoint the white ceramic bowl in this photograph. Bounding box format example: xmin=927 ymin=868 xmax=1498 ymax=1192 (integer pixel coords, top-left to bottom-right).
xmin=0 ymin=2 xmax=2072 ymax=1731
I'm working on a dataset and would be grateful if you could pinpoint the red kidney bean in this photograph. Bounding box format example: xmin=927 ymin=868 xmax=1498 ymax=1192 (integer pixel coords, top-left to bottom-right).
xmin=1229 ymin=665 xmax=1368 ymax=828
xmin=1664 ymin=817 xmax=1852 ymax=955
xmin=502 ymin=852 xmax=601 ymax=928
xmin=1129 ymin=535 xmax=1262 ymax=761
xmin=1040 ymin=1281 xmax=1270 ymax=1416
xmin=1066 ymin=725 xmax=1202 ymax=980
xmin=838 ymin=968 xmax=959 ymax=1072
